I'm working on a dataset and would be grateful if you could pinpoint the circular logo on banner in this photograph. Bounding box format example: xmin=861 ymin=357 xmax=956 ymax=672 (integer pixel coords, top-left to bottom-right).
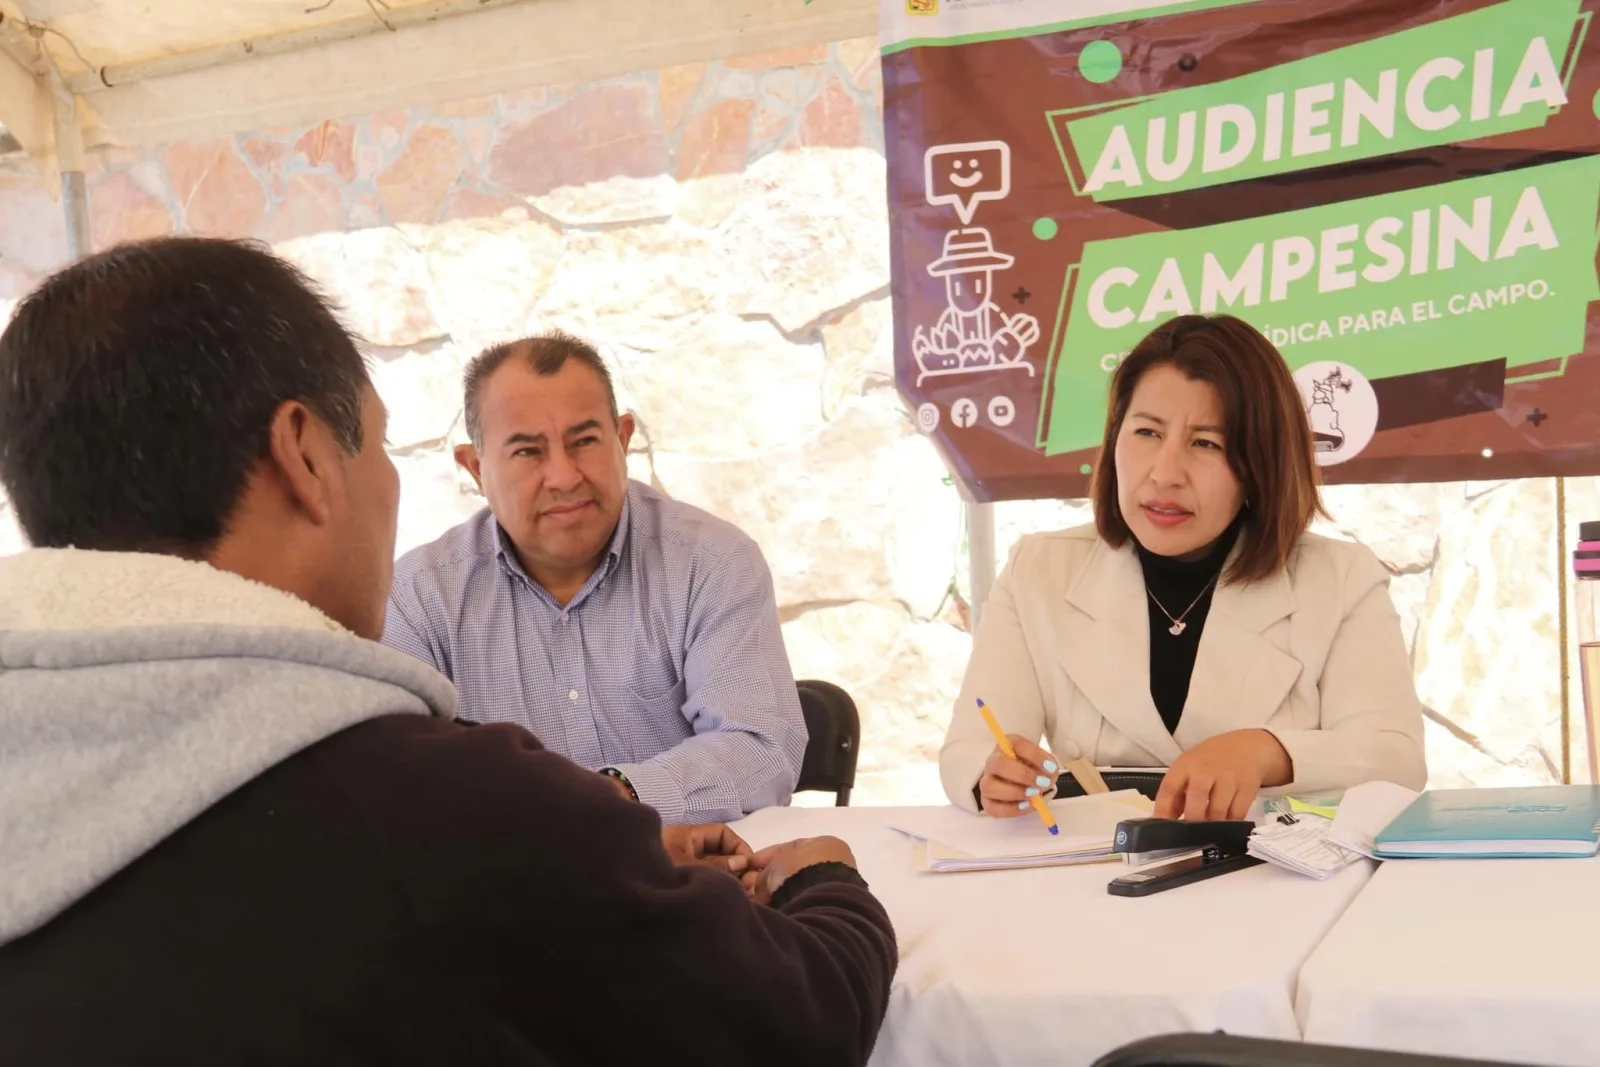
xmin=988 ymin=395 xmax=1016 ymax=427
xmin=915 ymin=403 xmax=941 ymax=433
xmin=1292 ymin=362 xmax=1378 ymax=466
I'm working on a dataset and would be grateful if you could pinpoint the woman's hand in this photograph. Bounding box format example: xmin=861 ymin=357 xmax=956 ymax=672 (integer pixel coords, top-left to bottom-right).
xmin=977 ymin=735 xmax=1059 ymax=817
xmin=1154 ymin=728 xmax=1293 ymax=820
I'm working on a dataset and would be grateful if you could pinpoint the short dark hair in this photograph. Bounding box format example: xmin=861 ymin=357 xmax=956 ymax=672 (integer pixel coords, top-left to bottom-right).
xmin=463 ymin=330 xmax=619 ymax=448
xmin=1090 ymin=314 xmax=1326 ymax=583
xmin=0 ymin=237 xmax=369 ymax=554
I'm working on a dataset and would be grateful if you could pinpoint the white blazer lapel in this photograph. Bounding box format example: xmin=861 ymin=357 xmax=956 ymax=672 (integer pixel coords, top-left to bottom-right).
xmin=1058 ymin=539 xmax=1185 ymax=766
xmin=1175 ymin=564 xmax=1303 ymax=751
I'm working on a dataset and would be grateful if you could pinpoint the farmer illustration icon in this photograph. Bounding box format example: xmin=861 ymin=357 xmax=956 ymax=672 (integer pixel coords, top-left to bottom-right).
xmin=914 ymin=140 xmax=1040 ymax=388
xmin=912 ymin=227 xmax=1040 ymax=386
xmin=1307 ymin=367 xmax=1354 ymax=452
xmin=1293 ymin=362 xmax=1379 ymax=467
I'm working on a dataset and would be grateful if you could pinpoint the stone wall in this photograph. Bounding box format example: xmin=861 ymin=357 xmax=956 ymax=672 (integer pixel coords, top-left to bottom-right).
xmin=0 ymin=36 xmax=1590 ymax=804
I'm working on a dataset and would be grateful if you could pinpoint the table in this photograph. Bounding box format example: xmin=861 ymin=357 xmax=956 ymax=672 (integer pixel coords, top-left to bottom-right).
xmin=1298 ymin=857 xmax=1600 ymax=1067
xmin=733 ymin=805 xmax=1374 ymax=1067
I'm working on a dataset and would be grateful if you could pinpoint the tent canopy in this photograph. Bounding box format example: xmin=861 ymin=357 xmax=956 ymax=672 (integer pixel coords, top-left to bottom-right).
xmin=0 ymin=0 xmax=875 ymax=165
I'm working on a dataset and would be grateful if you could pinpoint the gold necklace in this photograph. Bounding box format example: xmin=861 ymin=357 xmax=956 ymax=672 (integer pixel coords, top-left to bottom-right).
xmin=1146 ymin=571 xmax=1220 ymax=636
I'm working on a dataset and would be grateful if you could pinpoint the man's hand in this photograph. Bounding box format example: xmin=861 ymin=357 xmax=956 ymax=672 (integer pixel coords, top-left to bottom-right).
xmin=746 ymin=836 xmax=857 ymax=907
xmin=1154 ymin=729 xmax=1294 ymax=821
xmin=661 ymin=823 xmax=755 ymax=878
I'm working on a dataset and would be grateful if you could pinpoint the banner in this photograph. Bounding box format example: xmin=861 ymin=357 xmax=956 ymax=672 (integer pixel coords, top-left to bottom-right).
xmin=884 ymin=0 xmax=1600 ymax=500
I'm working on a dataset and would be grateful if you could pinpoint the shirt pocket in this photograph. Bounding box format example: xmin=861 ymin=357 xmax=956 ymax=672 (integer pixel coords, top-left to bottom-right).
xmin=617 ymin=613 xmax=686 ymax=747
xmin=617 ymin=671 xmax=686 ymax=762
xmin=625 ymin=668 xmax=685 ymax=711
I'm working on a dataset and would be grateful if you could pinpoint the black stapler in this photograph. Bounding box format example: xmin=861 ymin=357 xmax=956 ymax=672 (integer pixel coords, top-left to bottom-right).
xmin=1106 ymin=818 xmax=1262 ymax=896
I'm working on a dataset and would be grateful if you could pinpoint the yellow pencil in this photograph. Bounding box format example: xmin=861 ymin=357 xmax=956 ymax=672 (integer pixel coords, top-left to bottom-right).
xmin=976 ymin=698 xmax=1059 ymax=835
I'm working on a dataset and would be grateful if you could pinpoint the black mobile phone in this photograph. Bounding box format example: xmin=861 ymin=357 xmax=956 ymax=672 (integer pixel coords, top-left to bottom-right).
xmin=1107 ymin=849 xmax=1263 ymax=897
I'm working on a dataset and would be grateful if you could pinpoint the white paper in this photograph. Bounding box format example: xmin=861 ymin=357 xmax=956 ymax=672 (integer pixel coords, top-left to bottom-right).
xmin=1325 ymin=780 xmax=1422 ymax=859
xmin=887 ymin=790 xmax=1153 ymax=861
xmin=916 ymin=839 xmax=1126 ymax=873
xmin=1248 ymin=816 xmax=1353 ymax=880
xmin=1248 ymin=781 xmax=1423 ymax=878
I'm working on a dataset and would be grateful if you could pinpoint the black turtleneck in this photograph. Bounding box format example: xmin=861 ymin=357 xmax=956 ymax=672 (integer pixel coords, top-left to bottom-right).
xmin=1134 ymin=520 xmax=1241 ymax=735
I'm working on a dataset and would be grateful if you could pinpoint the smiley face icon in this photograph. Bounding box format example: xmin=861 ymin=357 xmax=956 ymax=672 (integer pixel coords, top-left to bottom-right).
xmin=924 ymin=141 xmax=1012 ymax=225
xmin=949 ymin=159 xmax=985 ymax=189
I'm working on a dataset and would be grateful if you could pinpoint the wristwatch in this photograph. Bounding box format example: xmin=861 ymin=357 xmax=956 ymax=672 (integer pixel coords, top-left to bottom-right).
xmin=599 ymin=767 xmax=639 ymax=802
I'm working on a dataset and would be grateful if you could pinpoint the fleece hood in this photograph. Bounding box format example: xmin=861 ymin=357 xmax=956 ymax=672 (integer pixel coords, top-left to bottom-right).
xmin=0 ymin=549 xmax=457 ymax=947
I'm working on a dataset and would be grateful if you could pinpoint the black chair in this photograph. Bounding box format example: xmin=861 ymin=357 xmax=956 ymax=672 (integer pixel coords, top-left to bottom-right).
xmin=1093 ymin=1034 xmax=1530 ymax=1067
xmin=1057 ymin=768 xmax=1165 ymax=800
xmin=794 ymin=680 xmax=860 ymax=806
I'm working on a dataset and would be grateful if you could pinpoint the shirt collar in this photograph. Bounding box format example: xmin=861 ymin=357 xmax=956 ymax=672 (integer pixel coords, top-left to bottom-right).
xmin=604 ymin=486 xmax=633 ymax=570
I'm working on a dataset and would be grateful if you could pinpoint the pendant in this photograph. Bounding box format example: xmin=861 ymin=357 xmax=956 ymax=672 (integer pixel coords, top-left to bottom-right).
xmin=1168 ymin=621 xmax=1186 ymax=636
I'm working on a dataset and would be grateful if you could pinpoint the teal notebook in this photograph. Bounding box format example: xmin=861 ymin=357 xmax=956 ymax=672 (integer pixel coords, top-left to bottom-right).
xmin=1374 ymin=786 xmax=1600 ymax=859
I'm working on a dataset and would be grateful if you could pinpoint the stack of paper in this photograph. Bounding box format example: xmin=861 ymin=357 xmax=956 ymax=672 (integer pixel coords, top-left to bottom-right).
xmin=888 ymin=790 xmax=1154 ymax=873
xmin=1247 ymin=814 xmax=1349 ymax=879
xmin=1326 ymin=780 xmax=1425 ymax=858
xmin=1248 ymin=780 xmax=1421 ymax=878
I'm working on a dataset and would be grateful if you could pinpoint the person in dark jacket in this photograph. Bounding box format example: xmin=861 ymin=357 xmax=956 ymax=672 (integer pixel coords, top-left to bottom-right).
xmin=0 ymin=236 xmax=897 ymax=1067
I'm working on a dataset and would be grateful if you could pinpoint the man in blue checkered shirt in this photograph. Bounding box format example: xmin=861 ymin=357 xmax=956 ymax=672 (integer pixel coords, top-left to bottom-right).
xmin=383 ymin=332 xmax=808 ymax=824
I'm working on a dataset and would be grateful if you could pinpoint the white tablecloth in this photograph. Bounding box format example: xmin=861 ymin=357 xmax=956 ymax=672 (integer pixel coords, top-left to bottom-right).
xmin=733 ymin=805 xmax=1373 ymax=1067
xmin=1298 ymin=857 xmax=1600 ymax=1067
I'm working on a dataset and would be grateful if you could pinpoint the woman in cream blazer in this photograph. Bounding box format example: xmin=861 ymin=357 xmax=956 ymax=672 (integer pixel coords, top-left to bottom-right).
xmin=942 ymin=315 xmax=1426 ymax=819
